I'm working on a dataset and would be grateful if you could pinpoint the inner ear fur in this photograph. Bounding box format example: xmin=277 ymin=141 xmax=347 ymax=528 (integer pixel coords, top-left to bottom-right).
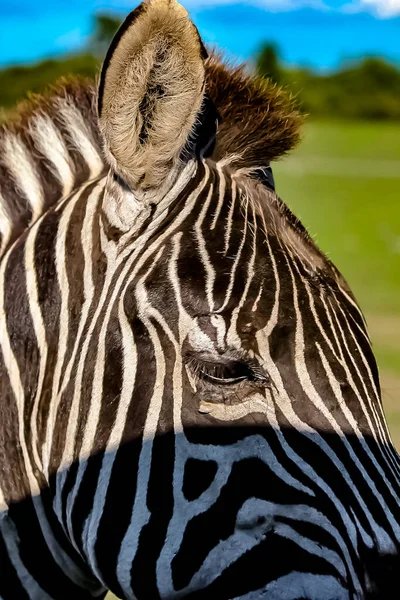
xmin=98 ymin=0 xmax=206 ymax=191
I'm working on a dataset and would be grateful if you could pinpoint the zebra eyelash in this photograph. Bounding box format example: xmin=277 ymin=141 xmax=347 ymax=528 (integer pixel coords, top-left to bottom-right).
xmin=113 ymin=172 xmax=131 ymax=192
xmin=186 ymin=354 xmax=270 ymax=387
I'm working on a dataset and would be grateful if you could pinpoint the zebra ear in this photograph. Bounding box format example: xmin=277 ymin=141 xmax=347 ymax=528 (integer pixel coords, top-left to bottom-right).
xmin=98 ymin=0 xmax=207 ymax=192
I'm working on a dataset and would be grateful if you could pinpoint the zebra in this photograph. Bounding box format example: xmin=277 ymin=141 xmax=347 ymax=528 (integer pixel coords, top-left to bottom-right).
xmin=0 ymin=0 xmax=399 ymax=598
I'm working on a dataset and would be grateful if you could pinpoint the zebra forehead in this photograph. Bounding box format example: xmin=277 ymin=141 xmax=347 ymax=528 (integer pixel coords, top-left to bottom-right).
xmin=171 ymin=163 xmax=334 ymax=284
xmin=118 ymin=160 xmax=341 ymax=315
xmin=232 ymin=172 xmax=329 ymax=273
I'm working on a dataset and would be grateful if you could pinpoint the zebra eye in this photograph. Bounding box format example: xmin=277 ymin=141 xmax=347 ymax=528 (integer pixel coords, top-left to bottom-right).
xmin=190 ymin=357 xmax=267 ymax=386
xmin=198 ymin=359 xmax=253 ymax=385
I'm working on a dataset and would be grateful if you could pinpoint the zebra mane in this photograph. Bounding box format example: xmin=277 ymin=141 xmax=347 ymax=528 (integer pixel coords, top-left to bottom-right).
xmin=0 ymin=55 xmax=302 ymax=257
xmin=0 ymin=77 xmax=106 ymax=256
xmin=205 ymin=53 xmax=303 ymax=169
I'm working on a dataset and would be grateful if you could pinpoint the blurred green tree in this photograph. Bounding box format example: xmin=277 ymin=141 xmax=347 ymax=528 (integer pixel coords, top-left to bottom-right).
xmin=0 ymin=12 xmax=123 ymax=117
xmin=256 ymin=52 xmax=400 ymax=120
xmin=1 ymin=18 xmax=400 ymax=122
xmin=90 ymin=13 xmax=123 ymax=58
xmin=256 ymin=44 xmax=282 ymax=85
xmin=0 ymin=55 xmax=100 ymax=113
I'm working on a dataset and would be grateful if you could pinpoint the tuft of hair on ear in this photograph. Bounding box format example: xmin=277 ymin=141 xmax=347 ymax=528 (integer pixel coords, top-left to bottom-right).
xmin=205 ymin=52 xmax=304 ymax=168
xmin=98 ymin=0 xmax=207 ymax=192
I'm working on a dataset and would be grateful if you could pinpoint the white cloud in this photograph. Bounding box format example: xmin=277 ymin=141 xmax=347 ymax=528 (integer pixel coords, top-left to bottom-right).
xmin=345 ymin=0 xmax=400 ymax=17
xmin=108 ymin=0 xmax=399 ymax=18
xmin=180 ymin=0 xmax=329 ymax=10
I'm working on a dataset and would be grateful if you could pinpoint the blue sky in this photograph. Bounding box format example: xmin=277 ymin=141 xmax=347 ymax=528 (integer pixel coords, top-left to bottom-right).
xmin=0 ymin=0 xmax=399 ymax=69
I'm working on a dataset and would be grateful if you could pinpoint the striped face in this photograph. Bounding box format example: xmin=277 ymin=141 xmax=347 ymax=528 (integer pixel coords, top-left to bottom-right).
xmin=0 ymin=146 xmax=399 ymax=599
xmin=0 ymin=2 xmax=399 ymax=599
xmin=82 ymin=157 xmax=398 ymax=600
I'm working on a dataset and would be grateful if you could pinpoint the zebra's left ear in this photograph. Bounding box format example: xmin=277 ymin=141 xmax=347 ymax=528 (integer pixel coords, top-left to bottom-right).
xmin=98 ymin=0 xmax=207 ymax=192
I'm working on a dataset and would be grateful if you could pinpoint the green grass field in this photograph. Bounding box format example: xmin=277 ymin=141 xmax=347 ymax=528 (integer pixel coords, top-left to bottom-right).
xmin=273 ymin=120 xmax=400 ymax=448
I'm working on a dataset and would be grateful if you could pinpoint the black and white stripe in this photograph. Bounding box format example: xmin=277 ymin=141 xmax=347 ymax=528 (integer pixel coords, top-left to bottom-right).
xmin=0 ymin=153 xmax=399 ymax=598
xmin=0 ymin=88 xmax=105 ymax=257
xmin=0 ymin=3 xmax=399 ymax=598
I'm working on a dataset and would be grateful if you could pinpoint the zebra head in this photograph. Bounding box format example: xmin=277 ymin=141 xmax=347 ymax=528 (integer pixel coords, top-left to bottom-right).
xmin=88 ymin=2 xmax=400 ymax=597
xmin=0 ymin=1 xmax=399 ymax=599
